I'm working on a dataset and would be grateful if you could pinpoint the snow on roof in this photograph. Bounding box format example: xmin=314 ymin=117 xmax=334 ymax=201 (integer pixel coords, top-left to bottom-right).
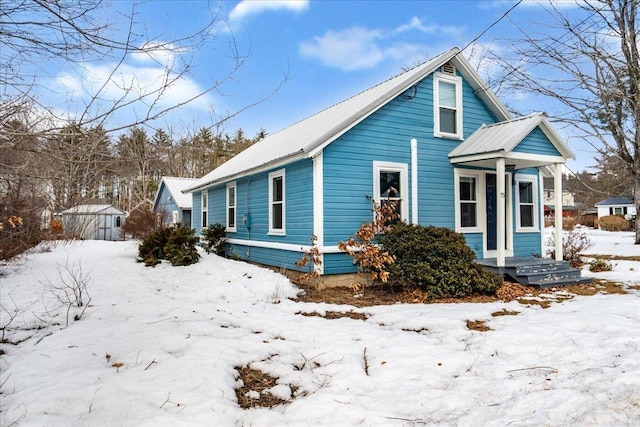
xmin=186 ymin=47 xmax=512 ymax=192
xmin=159 ymin=177 xmax=199 ymax=209
xmin=595 ymin=196 xmax=635 ymax=206
xmin=449 ymin=112 xmax=574 ymax=160
xmin=61 ymin=204 xmax=126 ymax=215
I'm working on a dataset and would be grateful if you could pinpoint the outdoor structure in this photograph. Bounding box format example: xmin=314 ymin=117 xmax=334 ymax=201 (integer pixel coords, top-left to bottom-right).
xmin=61 ymin=204 xmax=126 ymax=241
xmin=153 ymin=177 xmax=199 ymax=226
xmin=186 ymin=47 xmax=584 ymax=286
xmin=595 ymin=196 xmax=637 ymax=219
xmin=543 ymin=189 xmax=577 ymax=219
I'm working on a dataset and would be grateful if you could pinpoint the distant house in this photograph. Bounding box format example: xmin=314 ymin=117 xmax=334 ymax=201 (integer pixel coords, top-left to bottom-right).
xmin=153 ymin=177 xmax=199 ymax=226
xmin=595 ymin=196 xmax=637 ymax=218
xmin=62 ymin=204 xmax=126 ymax=241
xmin=543 ymin=189 xmax=577 ymax=218
xmin=185 ymin=47 xmax=581 ymax=285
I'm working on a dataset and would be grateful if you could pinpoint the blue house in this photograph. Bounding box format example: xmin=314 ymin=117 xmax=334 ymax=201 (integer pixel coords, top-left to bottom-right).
xmin=153 ymin=177 xmax=199 ymax=226
xmin=186 ymin=47 xmax=578 ymax=285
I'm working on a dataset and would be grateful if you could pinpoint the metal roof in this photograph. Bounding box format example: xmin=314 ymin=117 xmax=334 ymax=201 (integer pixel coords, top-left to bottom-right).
xmin=449 ymin=112 xmax=574 ymax=160
xmin=185 ymin=47 xmax=513 ymax=192
xmin=156 ymin=177 xmax=199 ymax=209
xmin=61 ymin=204 xmax=126 ymax=215
xmin=595 ymin=196 xmax=634 ymax=206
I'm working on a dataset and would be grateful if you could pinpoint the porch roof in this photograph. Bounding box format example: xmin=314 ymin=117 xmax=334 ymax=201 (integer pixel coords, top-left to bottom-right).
xmin=448 ymin=112 xmax=574 ymax=169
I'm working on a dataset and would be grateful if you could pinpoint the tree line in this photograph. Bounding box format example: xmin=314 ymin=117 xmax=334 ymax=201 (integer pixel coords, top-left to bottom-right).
xmin=0 ymin=120 xmax=264 ymax=258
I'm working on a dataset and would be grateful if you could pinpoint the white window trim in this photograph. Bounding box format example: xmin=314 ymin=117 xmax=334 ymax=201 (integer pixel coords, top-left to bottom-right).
xmin=515 ymin=174 xmax=539 ymax=232
xmin=433 ymin=72 xmax=463 ymax=140
xmin=201 ymin=192 xmax=208 ymax=228
xmin=268 ymin=169 xmax=286 ymax=236
xmin=454 ymin=169 xmax=483 ymax=233
xmin=172 ymin=211 xmax=179 ymax=224
xmin=226 ymin=181 xmax=237 ymax=232
xmin=373 ymin=161 xmax=408 ymax=222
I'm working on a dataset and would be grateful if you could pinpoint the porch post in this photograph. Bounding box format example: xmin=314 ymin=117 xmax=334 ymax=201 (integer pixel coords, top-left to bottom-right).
xmin=553 ymin=163 xmax=563 ymax=261
xmin=497 ymin=158 xmax=506 ymax=267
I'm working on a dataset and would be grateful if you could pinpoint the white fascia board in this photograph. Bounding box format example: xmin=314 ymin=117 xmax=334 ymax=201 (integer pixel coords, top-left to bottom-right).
xmin=186 ymin=152 xmax=306 ymax=193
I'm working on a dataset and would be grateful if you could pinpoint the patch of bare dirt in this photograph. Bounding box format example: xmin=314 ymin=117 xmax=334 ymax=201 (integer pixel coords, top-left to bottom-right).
xmin=235 ymin=365 xmax=297 ymax=409
xmin=466 ymin=319 xmax=491 ymax=331
xmin=293 ymin=280 xmax=630 ymax=309
xmin=296 ymin=310 xmax=368 ymax=320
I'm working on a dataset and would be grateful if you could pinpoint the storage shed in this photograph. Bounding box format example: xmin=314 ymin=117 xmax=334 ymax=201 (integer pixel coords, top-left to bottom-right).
xmin=62 ymin=204 xmax=127 ymax=241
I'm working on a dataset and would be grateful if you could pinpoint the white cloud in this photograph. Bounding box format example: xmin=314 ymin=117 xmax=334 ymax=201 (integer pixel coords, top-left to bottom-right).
xmin=229 ymin=0 xmax=309 ymax=23
xmin=131 ymin=42 xmax=181 ymax=67
xmin=299 ymin=27 xmax=387 ymax=71
xmin=53 ymin=61 xmax=214 ymax=129
xmin=299 ymin=18 xmax=466 ymax=72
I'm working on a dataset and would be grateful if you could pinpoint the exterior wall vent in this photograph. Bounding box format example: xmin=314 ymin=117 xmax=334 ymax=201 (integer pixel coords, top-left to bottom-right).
xmin=441 ymin=62 xmax=456 ymax=75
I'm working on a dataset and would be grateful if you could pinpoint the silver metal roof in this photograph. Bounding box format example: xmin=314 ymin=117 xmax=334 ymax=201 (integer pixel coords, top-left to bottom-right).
xmin=449 ymin=112 xmax=574 ymax=166
xmin=157 ymin=177 xmax=199 ymax=209
xmin=186 ymin=47 xmax=513 ymax=192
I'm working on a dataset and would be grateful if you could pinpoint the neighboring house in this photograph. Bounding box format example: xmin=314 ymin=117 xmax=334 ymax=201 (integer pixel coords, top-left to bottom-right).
xmin=543 ymin=189 xmax=577 ymax=218
xmin=62 ymin=204 xmax=126 ymax=241
xmin=595 ymin=196 xmax=637 ymax=218
xmin=153 ymin=177 xmax=199 ymax=226
xmin=185 ymin=47 xmax=576 ymax=283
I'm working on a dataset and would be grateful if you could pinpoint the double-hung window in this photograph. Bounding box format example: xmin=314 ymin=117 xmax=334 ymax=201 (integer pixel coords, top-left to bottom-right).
xmin=454 ymin=170 xmax=481 ymax=232
xmin=269 ymin=169 xmax=285 ymax=235
xmin=226 ymin=182 xmax=236 ymax=232
xmin=201 ymin=192 xmax=208 ymax=228
xmin=373 ymin=161 xmax=408 ymax=223
xmin=434 ymin=72 xmax=463 ymax=139
xmin=516 ymin=175 xmax=538 ymax=231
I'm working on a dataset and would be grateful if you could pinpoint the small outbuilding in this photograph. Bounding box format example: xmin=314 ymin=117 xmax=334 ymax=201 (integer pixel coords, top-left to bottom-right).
xmin=595 ymin=196 xmax=636 ymax=218
xmin=153 ymin=177 xmax=199 ymax=226
xmin=61 ymin=204 xmax=127 ymax=241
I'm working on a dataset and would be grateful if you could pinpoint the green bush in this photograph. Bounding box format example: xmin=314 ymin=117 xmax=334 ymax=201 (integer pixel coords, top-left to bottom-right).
xmin=137 ymin=225 xmax=200 ymax=267
xmin=378 ymin=223 xmax=501 ymax=299
xmin=201 ymin=223 xmax=227 ymax=255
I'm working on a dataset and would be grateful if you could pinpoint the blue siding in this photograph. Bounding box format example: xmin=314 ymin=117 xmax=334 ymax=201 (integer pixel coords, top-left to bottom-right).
xmin=200 ymin=159 xmax=314 ymax=268
xmin=323 ymin=72 xmax=499 ymax=270
xmin=463 ymin=232 xmax=484 ymax=258
xmin=513 ymin=127 xmax=561 ymax=156
xmin=154 ymin=183 xmax=180 ymax=224
xmin=192 ymin=190 xmax=202 ymax=230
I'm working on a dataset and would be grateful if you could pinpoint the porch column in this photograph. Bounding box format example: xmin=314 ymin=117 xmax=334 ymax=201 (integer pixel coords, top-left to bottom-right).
xmin=553 ymin=163 xmax=563 ymax=261
xmin=497 ymin=158 xmax=506 ymax=267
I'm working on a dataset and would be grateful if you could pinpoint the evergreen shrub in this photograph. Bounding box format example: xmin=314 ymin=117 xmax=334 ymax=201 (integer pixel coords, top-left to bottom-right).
xmin=201 ymin=223 xmax=227 ymax=255
xmin=378 ymin=223 xmax=501 ymax=299
xmin=137 ymin=225 xmax=200 ymax=267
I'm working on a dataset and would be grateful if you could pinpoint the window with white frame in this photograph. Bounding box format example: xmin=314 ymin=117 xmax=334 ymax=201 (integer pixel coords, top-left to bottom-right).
xmin=373 ymin=162 xmax=408 ymax=223
xmin=516 ymin=175 xmax=538 ymax=231
xmin=455 ymin=170 xmax=480 ymax=231
xmin=269 ymin=170 xmax=285 ymax=235
xmin=201 ymin=192 xmax=208 ymax=228
xmin=434 ymin=72 xmax=463 ymax=139
xmin=172 ymin=211 xmax=179 ymax=224
xmin=226 ymin=182 xmax=237 ymax=232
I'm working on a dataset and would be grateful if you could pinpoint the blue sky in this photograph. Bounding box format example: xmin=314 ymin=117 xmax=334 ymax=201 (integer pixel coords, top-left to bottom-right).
xmin=36 ymin=0 xmax=595 ymax=170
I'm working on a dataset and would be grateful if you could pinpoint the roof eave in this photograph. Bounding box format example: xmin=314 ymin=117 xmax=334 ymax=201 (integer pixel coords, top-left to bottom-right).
xmin=184 ymin=151 xmax=306 ymax=193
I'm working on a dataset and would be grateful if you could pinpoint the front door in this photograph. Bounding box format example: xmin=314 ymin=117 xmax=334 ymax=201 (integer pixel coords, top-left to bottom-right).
xmin=486 ymin=174 xmax=498 ymax=251
xmin=485 ymin=172 xmax=512 ymax=257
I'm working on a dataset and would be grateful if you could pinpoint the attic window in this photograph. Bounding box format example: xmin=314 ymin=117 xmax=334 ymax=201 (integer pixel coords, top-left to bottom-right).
xmin=441 ymin=62 xmax=456 ymax=75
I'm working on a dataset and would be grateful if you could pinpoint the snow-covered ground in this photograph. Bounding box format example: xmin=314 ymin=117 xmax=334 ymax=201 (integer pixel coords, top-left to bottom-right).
xmin=1 ymin=229 xmax=639 ymax=426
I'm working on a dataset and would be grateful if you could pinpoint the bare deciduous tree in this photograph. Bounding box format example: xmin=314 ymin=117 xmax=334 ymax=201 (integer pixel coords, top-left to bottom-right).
xmin=492 ymin=0 xmax=639 ymax=243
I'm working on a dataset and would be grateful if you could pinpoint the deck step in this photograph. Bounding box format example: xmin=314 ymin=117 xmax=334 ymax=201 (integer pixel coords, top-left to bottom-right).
xmin=480 ymin=257 xmax=593 ymax=288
